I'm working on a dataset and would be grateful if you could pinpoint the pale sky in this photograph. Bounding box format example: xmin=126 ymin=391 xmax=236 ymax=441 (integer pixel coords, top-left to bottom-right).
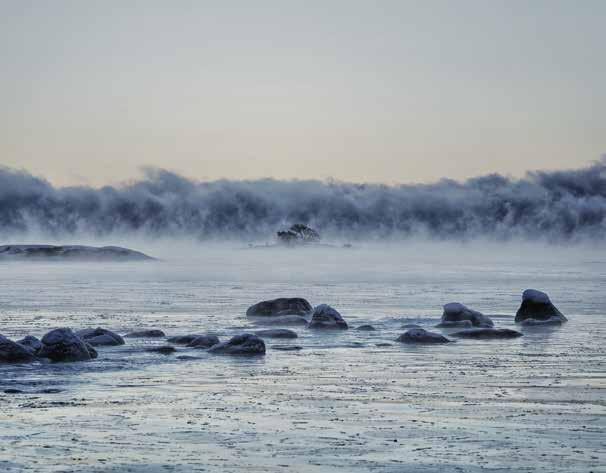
xmin=1 ymin=0 xmax=604 ymax=186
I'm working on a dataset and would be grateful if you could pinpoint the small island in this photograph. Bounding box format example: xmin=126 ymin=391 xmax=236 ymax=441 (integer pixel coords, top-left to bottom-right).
xmin=0 ymin=245 xmax=154 ymax=261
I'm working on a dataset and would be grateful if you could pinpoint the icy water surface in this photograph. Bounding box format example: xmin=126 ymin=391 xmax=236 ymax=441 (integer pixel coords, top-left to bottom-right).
xmin=0 ymin=244 xmax=605 ymax=472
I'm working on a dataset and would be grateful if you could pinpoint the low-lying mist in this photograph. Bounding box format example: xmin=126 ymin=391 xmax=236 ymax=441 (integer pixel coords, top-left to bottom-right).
xmin=1 ymin=158 xmax=605 ymax=244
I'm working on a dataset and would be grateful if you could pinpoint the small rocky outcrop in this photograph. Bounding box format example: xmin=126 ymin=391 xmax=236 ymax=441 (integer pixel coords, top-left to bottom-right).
xmin=276 ymin=224 xmax=320 ymax=245
xmin=307 ymin=304 xmax=348 ymax=330
xmin=355 ymin=325 xmax=376 ymax=331
xmin=0 ymin=335 xmax=36 ymax=363
xmin=0 ymin=244 xmax=154 ymax=261
xmin=208 ymin=334 xmax=266 ymax=356
xmin=246 ymin=298 xmax=312 ymax=317
xmin=124 ymin=329 xmax=166 ymax=338
xmin=38 ymin=328 xmax=98 ymax=362
xmin=439 ymin=303 xmax=493 ymax=328
xmin=396 ymin=328 xmax=450 ymax=344
xmin=186 ymin=334 xmax=220 ymax=348
xmin=255 ymin=329 xmax=298 ymax=339
xmin=435 ymin=320 xmax=474 ymax=329
xmin=450 ymin=328 xmax=523 ymax=339
xmin=515 ymin=289 xmax=567 ymax=324
xmin=16 ymin=335 xmax=43 ymax=354
xmin=76 ymin=327 xmax=125 ymax=347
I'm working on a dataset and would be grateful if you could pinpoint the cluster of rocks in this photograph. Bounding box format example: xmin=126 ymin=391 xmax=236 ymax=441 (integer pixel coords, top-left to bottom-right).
xmin=1 ymin=288 xmax=567 ymax=364
xmin=276 ymin=224 xmax=321 ymax=245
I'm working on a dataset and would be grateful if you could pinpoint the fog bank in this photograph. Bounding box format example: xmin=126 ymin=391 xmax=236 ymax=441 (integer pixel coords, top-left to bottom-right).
xmin=1 ymin=158 xmax=605 ymax=242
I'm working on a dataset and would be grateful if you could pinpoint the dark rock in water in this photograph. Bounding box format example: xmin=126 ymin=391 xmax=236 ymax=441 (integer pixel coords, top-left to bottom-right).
xmin=515 ymin=289 xmax=567 ymax=324
xmin=38 ymin=328 xmax=98 ymax=362
xmin=271 ymin=345 xmax=303 ymax=351
xmin=145 ymin=346 xmax=176 ymax=355
xmin=450 ymin=328 xmax=523 ymax=339
xmin=519 ymin=317 xmax=564 ymax=326
xmin=251 ymin=314 xmax=309 ymax=326
xmin=76 ymin=327 xmax=125 ymax=347
xmin=167 ymin=334 xmax=204 ymax=345
xmin=441 ymin=303 xmax=493 ymax=328
xmin=375 ymin=343 xmax=393 ymax=347
xmin=435 ymin=320 xmax=473 ymax=329
xmin=4 ymin=388 xmax=24 ymax=394
xmin=307 ymin=304 xmax=348 ymax=330
xmin=124 ymin=329 xmax=166 ymax=338
xmin=16 ymin=335 xmax=43 ymax=354
xmin=186 ymin=334 xmax=220 ymax=348
xmin=276 ymin=224 xmax=321 ymax=245
xmin=356 ymin=325 xmax=376 ymax=331
xmin=208 ymin=334 xmax=266 ymax=356
xmin=396 ymin=328 xmax=450 ymax=344
xmin=400 ymin=323 xmax=422 ymax=329
xmin=246 ymin=298 xmax=312 ymax=317
xmin=255 ymin=329 xmax=298 ymax=339
xmin=0 ymin=335 xmax=36 ymax=363
xmin=0 ymin=244 xmax=154 ymax=261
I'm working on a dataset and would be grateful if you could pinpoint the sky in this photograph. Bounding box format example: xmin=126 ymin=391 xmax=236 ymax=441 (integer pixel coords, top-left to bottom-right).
xmin=1 ymin=0 xmax=604 ymax=187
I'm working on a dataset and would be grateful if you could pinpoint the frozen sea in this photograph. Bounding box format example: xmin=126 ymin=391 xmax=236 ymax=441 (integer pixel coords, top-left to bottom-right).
xmin=0 ymin=242 xmax=605 ymax=473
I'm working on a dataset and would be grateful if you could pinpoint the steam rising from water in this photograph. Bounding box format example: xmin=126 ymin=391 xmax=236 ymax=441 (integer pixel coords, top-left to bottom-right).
xmin=1 ymin=158 xmax=605 ymax=242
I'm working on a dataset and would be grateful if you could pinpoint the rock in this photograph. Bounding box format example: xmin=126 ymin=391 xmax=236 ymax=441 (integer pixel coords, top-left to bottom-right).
xmin=124 ymin=329 xmax=166 ymax=338
xmin=208 ymin=334 xmax=266 ymax=356
xmin=4 ymin=388 xmax=24 ymax=394
xmin=0 ymin=244 xmax=154 ymax=261
xmin=515 ymin=289 xmax=567 ymax=324
xmin=145 ymin=346 xmax=176 ymax=355
xmin=251 ymin=315 xmax=309 ymax=326
xmin=76 ymin=327 xmax=125 ymax=347
xmin=271 ymin=345 xmax=303 ymax=351
xmin=255 ymin=329 xmax=298 ymax=339
xmin=307 ymin=304 xmax=348 ymax=330
xmin=441 ymin=303 xmax=494 ymax=328
xmin=396 ymin=328 xmax=450 ymax=344
xmin=16 ymin=335 xmax=43 ymax=354
xmin=38 ymin=328 xmax=98 ymax=362
xmin=355 ymin=325 xmax=376 ymax=331
xmin=375 ymin=343 xmax=393 ymax=347
xmin=186 ymin=334 xmax=220 ymax=348
xmin=167 ymin=334 xmax=206 ymax=345
xmin=400 ymin=323 xmax=422 ymax=329
xmin=435 ymin=320 xmax=473 ymax=329
xmin=450 ymin=328 xmax=523 ymax=339
xmin=0 ymin=335 xmax=36 ymax=363
xmin=519 ymin=317 xmax=564 ymax=326
xmin=246 ymin=298 xmax=312 ymax=317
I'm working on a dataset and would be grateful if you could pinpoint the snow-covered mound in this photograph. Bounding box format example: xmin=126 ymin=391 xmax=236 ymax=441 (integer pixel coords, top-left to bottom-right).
xmin=0 ymin=244 xmax=154 ymax=261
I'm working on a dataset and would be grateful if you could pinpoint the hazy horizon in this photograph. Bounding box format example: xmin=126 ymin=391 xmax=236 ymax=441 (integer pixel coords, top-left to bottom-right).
xmin=2 ymin=1 xmax=605 ymax=186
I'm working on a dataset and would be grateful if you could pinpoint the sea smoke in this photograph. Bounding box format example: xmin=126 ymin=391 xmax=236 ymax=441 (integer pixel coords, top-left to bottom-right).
xmin=1 ymin=158 xmax=605 ymax=242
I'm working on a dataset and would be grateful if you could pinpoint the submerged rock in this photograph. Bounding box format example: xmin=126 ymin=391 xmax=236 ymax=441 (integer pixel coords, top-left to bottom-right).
xmin=124 ymin=329 xmax=166 ymax=338
xmin=255 ymin=329 xmax=298 ymax=339
xmin=208 ymin=334 xmax=266 ymax=356
xmin=441 ymin=303 xmax=493 ymax=328
xmin=186 ymin=334 xmax=220 ymax=348
xmin=396 ymin=328 xmax=450 ymax=344
xmin=271 ymin=345 xmax=303 ymax=351
xmin=38 ymin=328 xmax=98 ymax=362
xmin=307 ymin=304 xmax=348 ymax=330
xmin=76 ymin=327 xmax=125 ymax=347
xmin=450 ymin=328 xmax=523 ymax=339
xmin=167 ymin=334 xmax=205 ymax=345
xmin=246 ymin=298 xmax=312 ymax=317
xmin=145 ymin=346 xmax=176 ymax=355
xmin=251 ymin=314 xmax=309 ymax=326
xmin=515 ymin=289 xmax=567 ymax=324
xmin=16 ymin=335 xmax=43 ymax=354
xmin=355 ymin=325 xmax=376 ymax=331
xmin=0 ymin=244 xmax=154 ymax=261
xmin=0 ymin=335 xmax=36 ymax=363
xmin=401 ymin=323 xmax=423 ymax=329
xmin=435 ymin=320 xmax=473 ymax=329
